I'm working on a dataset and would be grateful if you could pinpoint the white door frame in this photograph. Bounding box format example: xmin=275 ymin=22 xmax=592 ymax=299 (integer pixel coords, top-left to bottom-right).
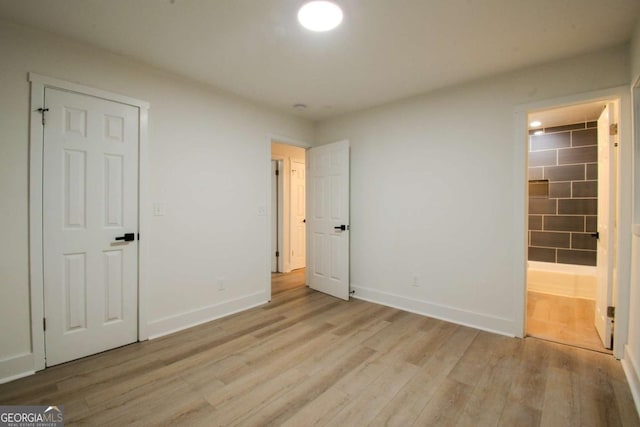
xmin=514 ymin=85 xmax=633 ymax=359
xmin=633 ymin=77 xmax=640 ymax=236
xmin=271 ymin=158 xmax=284 ymax=273
xmin=28 ymin=73 xmax=150 ymax=370
xmin=265 ymin=135 xmax=311 ymax=300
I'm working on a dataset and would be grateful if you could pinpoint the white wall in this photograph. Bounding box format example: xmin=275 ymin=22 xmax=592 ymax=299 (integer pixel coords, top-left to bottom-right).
xmin=315 ymin=45 xmax=630 ymax=335
xmin=0 ymin=20 xmax=313 ymax=380
xmin=271 ymin=142 xmax=306 ymax=273
xmin=623 ymin=17 xmax=640 ymax=413
xmin=632 ymin=18 xmax=640 ymax=84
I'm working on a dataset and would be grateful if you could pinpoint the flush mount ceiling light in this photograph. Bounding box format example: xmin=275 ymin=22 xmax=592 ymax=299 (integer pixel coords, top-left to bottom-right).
xmin=529 ymin=120 xmax=542 ymax=128
xmin=298 ymin=1 xmax=343 ymax=32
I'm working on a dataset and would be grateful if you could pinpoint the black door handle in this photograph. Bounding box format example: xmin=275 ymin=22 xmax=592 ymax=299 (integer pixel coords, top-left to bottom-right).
xmin=334 ymin=225 xmax=348 ymax=231
xmin=115 ymin=233 xmax=135 ymax=242
xmin=591 ymin=232 xmax=599 ymax=239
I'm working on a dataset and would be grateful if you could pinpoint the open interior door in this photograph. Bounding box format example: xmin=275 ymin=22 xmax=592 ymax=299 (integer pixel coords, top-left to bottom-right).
xmin=594 ymin=102 xmax=616 ymax=349
xmin=307 ymin=140 xmax=350 ymax=300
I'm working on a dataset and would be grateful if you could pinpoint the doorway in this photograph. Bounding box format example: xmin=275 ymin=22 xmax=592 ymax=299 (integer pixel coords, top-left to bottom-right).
xmin=271 ymin=142 xmax=307 ymax=295
xmin=525 ymin=99 xmax=618 ymax=353
xmin=268 ymin=139 xmax=351 ymax=301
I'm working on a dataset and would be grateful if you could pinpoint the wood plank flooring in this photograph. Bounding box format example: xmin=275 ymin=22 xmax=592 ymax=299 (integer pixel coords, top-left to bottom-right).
xmin=527 ymin=291 xmax=610 ymax=353
xmin=0 ymin=273 xmax=638 ymax=426
xmin=271 ymin=268 xmax=306 ymax=295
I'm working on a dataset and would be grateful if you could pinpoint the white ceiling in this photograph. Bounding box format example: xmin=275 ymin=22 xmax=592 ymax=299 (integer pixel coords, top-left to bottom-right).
xmin=529 ymin=101 xmax=606 ymax=129
xmin=0 ymin=0 xmax=639 ymax=121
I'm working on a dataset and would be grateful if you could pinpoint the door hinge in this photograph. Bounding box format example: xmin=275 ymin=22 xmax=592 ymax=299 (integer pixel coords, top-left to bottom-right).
xmin=275 ymin=169 xmax=279 ymax=176
xmin=275 ymin=251 xmax=279 ymax=257
xmin=43 ymin=318 xmax=46 ymax=331
xmin=610 ymin=123 xmax=618 ymax=136
xmin=607 ymin=306 xmax=615 ymax=319
xmin=36 ymin=107 xmax=49 ymax=126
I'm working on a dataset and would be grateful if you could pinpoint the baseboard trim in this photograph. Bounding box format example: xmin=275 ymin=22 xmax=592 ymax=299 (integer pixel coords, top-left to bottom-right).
xmin=622 ymin=345 xmax=640 ymax=415
xmin=351 ymin=285 xmax=514 ymax=337
xmin=1 ymin=293 xmax=270 ymax=382
xmin=146 ymin=291 xmax=267 ymax=339
xmin=0 ymin=353 xmax=35 ymax=384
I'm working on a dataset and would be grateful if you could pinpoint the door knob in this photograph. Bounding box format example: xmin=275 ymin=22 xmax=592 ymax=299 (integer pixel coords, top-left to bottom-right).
xmin=115 ymin=233 xmax=135 ymax=242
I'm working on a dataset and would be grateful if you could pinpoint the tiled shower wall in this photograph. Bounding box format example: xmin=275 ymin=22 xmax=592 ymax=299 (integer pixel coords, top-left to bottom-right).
xmin=528 ymin=121 xmax=598 ymax=266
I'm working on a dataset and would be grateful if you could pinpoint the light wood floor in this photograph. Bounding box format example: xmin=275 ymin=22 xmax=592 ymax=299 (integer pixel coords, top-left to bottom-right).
xmin=271 ymin=268 xmax=306 ymax=295
xmin=527 ymin=291 xmax=610 ymax=354
xmin=1 ymin=275 xmax=638 ymax=426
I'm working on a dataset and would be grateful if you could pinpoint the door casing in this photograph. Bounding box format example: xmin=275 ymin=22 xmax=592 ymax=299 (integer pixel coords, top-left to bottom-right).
xmin=28 ymin=73 xmax=150 ymax=370
xmin=271 ymin=159 xmax=283 ymax=273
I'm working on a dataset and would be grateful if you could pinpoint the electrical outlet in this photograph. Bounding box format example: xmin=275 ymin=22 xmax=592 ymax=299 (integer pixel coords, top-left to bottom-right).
xmin=217 ymin=277 xmax=225 ymax=291
xmin=257 ymin=205 xmax=266 ymax=216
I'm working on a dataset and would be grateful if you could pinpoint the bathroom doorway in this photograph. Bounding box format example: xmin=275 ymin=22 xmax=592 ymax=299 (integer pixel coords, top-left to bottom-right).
xmin=525 ymin=99 xmax=619 ymax=353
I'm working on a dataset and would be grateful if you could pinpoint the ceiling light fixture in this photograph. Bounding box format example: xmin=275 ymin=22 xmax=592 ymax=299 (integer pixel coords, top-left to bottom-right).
xmin=298 ymin=1 xmax=343 ymax=32
xmin=529 ymin=120 xmax=542 ymax=128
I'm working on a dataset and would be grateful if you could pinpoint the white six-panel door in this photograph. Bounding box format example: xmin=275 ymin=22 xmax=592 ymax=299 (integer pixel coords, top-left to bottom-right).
xmin=290 ymin=158 xmax=306 ymax=270
xmin=594 ymin=102 xmax=616 ymax=349
xmin=307 ymin=141 xmax=350 ymax=300
xmin=43 ymin=88 xmax=139 ymax=366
